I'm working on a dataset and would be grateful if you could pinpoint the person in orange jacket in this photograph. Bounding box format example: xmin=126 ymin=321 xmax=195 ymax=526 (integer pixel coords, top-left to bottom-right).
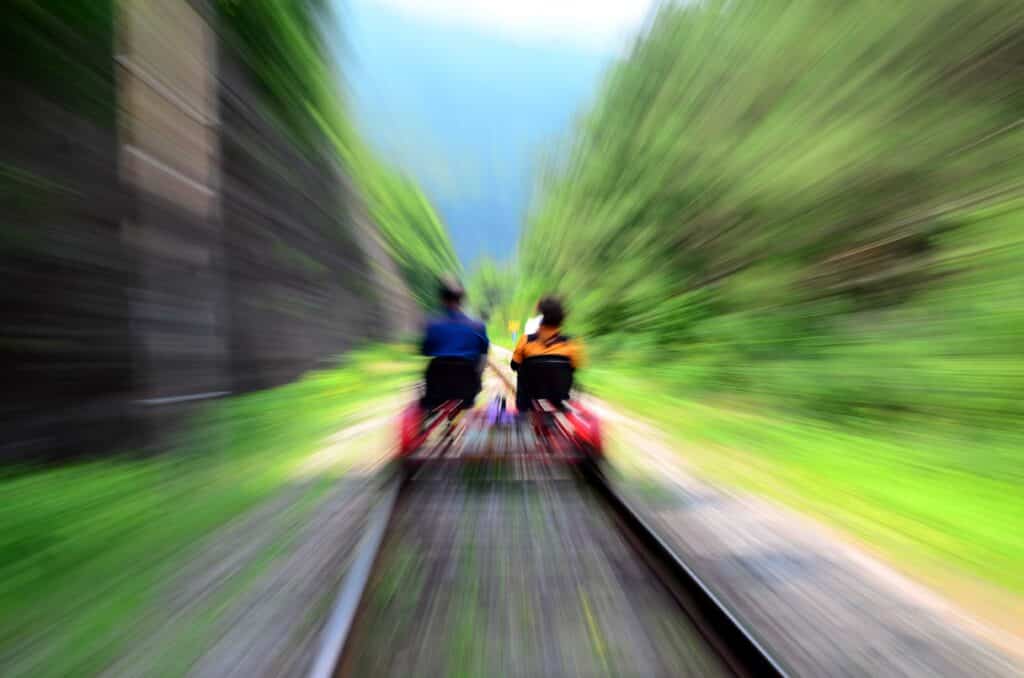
xmin=510 ymin=296 xmax=584 ymax=410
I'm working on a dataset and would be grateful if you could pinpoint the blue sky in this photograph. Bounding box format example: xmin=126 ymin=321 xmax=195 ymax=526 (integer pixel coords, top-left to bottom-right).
xmin=333 ymin=0 xmax=656 ymax=266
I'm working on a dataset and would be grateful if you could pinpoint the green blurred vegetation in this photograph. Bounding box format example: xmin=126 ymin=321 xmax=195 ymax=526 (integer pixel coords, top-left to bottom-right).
xmin=352 ymin=148 xmax=463 ymax=309
xmin=466 ymin=256 xmax=518 ymax=335
xmin=218 ymin=0 xmax=460 ymax=307
xmin=0 ymin=0 xmax=116 ymax=125
xmin=0 ymin=344 xmax=421 ymax=678
xmin=517 ymin=1 xmax=1024 ymax=589
xmin=590 ymin=366 xmax=1024 ymax=594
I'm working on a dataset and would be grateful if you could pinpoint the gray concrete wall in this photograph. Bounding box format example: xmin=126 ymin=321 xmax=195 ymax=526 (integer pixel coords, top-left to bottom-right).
xmin=117 ymin=0 xmax=228 ymax=413
xmin=1 ymin=1 xmax=419 ymax=461
xmin=0 ymin=3 xmax=129 ymax=461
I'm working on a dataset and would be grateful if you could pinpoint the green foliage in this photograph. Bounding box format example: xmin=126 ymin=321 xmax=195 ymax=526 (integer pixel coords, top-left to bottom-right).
xmin=217 ymin=0 xmax=342 ymax=154
xmin=217 ymin=0 xmax=459 ymax=307
xmin=0 ymin=344 xmax=421 ymax=678
xmin=595 ymin=368 xmax=1024 ymax=593
xmin=466 ymin=256 xmax=516 ymax=332
xmin=518 ymin=0 xmax=1024 ymax=592
xmin=523 ymin=0 xmax=1024 ymax=427
xmin=0 ymin=0 xmax=116 ymax=124
xmin=349 ymin=145 xmax=462 ymax=309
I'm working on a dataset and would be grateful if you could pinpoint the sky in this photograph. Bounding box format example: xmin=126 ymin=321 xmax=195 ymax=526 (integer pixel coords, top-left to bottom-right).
xmin=334 ymin=0 xmax=658 ymax=267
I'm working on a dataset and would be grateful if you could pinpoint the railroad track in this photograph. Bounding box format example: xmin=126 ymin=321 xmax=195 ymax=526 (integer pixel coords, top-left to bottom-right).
xmin=309 ymin=370 xmax=787 ymax=678
xmin=309 ymin=463 xmax=786 ymax=677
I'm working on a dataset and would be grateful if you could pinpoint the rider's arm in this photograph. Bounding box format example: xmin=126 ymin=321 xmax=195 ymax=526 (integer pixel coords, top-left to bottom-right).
xmin=479 ymin=322 xmax=490 ymax=354
xmin=475 ymin=323 xmax=489 ymax=375
xmin=420 ymin=322 xmax=437 ymax=356
xmin=569 ymin=338 xmax=585 ymax=369
xmin=510 ymin=333 xmax=527 ymax=372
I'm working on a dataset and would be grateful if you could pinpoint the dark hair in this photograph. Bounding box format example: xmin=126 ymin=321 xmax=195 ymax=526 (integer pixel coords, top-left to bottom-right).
xmin=439 ymin=275 xmax=464 ymax=304
xmin=538 ymin=296 xmax=565 ymax=327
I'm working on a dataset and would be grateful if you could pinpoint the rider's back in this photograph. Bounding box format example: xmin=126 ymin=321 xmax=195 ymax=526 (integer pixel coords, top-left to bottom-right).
xmin=421 ymin=309 xmax=489 ymax=360
xmin=420 ymin=308 xmax=488 ymax=410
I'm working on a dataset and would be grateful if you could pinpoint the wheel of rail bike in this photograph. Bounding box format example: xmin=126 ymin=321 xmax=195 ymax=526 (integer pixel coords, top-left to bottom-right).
xmin=435 ymin=405 xmax=466 ymax=457
xmin=397 ymin=400 xmax=466 ymax=457
xmin=566 ymin=403 xmax=603 ymax=458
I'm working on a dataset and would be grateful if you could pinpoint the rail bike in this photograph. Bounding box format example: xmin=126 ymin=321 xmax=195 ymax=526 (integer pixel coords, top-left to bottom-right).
xmin=396 ymin=355 xmax=604 ymax=462
xmin=311 ymin=355 xmax=788 ymax=678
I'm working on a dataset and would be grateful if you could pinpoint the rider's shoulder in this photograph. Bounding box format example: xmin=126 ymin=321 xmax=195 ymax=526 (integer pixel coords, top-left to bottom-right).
xmin=455 ymin=311 xmax=486 ymax=330
xmin=526 ymin=332 xmax=574 ymax=343
xmin=429 ymin=311 xmax=483 ymax=329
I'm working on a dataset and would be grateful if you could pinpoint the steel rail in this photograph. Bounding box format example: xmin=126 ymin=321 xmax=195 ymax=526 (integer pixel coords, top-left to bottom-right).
xmin=579 ymin=460 xmax=789 ymax=678
xmin=309 ymin=360 xmax=788 ymax=677
xmin=307 ymin=466 xmax=407 ymax=678
xmin=500 ymin=364 xmax=788 ymax=676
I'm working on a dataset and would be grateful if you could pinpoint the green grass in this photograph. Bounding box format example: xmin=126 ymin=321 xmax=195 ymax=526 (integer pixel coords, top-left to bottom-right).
xmin=147 ymin=475 xmax=336 ymax=678
xmin=584 ymin=366 xmax=1024 ymax=596
xmin=0 ymin=343 xmax=421 ymax=678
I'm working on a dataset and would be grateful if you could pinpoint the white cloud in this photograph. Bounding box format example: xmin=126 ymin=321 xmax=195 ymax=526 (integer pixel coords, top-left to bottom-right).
xmin=368 ymin=0 xmax=659 ymax=53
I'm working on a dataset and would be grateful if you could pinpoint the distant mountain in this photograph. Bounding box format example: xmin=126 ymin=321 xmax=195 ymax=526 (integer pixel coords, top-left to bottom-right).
xmin=336 ymin=0 xmax=611 ymax=266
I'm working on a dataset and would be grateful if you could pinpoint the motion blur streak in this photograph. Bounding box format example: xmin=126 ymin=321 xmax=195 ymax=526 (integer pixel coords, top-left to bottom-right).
xmin=2 ymin=1 xmax=1024 ymax=678
xmin=1 ymin=0 xmax=429 ymax=463
xmin=1 ymin=1 xmax=432 ymax=675
xmin=340 ymin=470 xmax=731 ymax=677
xmin=488 ymin=0 xmax=1024 ymax=602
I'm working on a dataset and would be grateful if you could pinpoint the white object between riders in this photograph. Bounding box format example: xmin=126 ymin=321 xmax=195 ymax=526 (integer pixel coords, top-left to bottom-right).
xmin=524 ymin=314 xmax=542 ymax=335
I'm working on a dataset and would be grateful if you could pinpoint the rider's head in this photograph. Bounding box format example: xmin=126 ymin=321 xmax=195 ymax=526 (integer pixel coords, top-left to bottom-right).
xmin=538 ymin=296 xmax=565 ymax=327
xmin=438 ymin=274 xmax=465 ymax=309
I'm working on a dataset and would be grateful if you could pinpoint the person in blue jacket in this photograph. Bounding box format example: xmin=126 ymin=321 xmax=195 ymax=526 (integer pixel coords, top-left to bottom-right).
xmin=419 ymin=276 xmax=490 ymax=410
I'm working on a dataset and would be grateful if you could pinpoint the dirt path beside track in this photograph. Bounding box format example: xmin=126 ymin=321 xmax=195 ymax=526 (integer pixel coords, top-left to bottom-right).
xmin=491 ymin=345 xmax=1021 ymax=677
xmin=102 ymin=398 xmax=401 ymax=678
